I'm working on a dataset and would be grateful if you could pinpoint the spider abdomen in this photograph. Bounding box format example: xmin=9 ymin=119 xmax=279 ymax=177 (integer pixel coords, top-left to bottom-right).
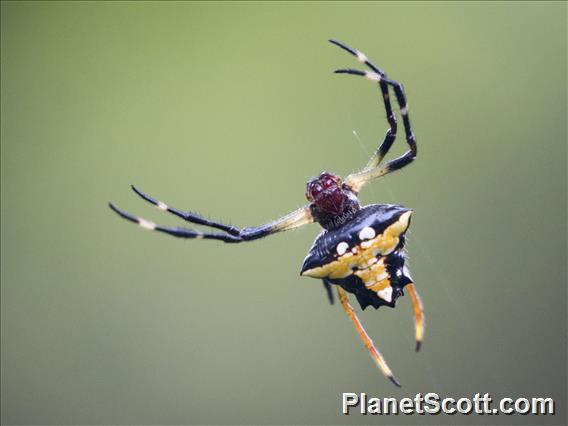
xmin=300 ymin=204 xmax=413 ymax=309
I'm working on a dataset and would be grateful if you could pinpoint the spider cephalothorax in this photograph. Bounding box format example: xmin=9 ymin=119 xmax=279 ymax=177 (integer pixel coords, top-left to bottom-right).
xmin=306 ymin=172 xmax=345 ymax=211
xmin=306 ymin=172 xmax=361 ymax=230
xmin=110 ymin=40 xmax=423 ymax=387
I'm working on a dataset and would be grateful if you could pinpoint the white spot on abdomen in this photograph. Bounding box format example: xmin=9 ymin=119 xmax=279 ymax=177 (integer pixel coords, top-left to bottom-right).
xmin=377 ymin=286 xmax=393 ymax=303
xmin=156 ymin=201 xmax=168 ymax=211
xmin=359 ymin=226 xmax=376 ymax=241
xmin=336 ymin=241 xmax=349 ymax=256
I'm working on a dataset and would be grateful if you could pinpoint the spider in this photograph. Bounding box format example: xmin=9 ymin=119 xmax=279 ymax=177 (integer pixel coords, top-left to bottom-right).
xmin=109 ymin=39 xmax=423 ymax=387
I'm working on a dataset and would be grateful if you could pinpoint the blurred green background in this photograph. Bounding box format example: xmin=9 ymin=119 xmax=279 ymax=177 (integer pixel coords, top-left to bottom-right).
xmin=1 ymin=1 xmax=566 ymax=425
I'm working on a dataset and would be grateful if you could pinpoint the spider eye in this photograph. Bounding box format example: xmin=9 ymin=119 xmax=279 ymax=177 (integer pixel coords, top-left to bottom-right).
xmin=319 ymin=172 xmax=340 ymax=189
xmin=306 ymin=181 xmax=324 ymax=200
xmin=311 ymin=184 xmax=324 ymax=196
xmin=321 ymin=178 xmax=336 ymax=189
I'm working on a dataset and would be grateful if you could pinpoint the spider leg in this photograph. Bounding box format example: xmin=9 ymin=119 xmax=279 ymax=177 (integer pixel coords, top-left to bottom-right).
xmin=131 ymin=185 xmax=240 ymax=235
xmin=109 ymin=202 xmax=242 ymax=242
xmin=406 ymin=283 xmax=425 ymax=352
xmin=109 ymin=201 xmax=313 ymax=243
xmin=322 ymin=279 xmax=335 ymax=305
xmin=337 ymin=286 xmax=401 ymax=387
xmin=336 ymin=70 xmax=417 ymax=192
xmin=329 ymin=39 xmax=397 ymax=171
xmin=330 ymin=40 xmax=417 ymax=193
xmin=237 ymin=205 xmax=314 ymax=240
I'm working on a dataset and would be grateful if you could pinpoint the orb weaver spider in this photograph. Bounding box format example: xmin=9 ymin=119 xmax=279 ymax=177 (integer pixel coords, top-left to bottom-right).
xmin=110 ymin=39 xmax=424 ymax=387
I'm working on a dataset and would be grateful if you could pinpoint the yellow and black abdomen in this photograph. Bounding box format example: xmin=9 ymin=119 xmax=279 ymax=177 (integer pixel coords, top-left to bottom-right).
xmin=300 ymin=204 xmax=413 ymax=310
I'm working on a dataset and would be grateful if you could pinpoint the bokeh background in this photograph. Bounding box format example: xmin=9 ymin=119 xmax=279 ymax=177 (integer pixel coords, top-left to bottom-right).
xmin=1 ymin=2 xmax=566 ymax=425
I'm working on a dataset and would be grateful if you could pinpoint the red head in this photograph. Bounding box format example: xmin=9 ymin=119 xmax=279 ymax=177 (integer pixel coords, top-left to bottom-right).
xmin=306 ymin=172 xmax=348 ymax=215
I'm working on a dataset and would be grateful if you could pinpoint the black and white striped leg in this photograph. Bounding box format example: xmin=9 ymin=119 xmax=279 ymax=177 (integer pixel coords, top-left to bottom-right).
xmin=131 ymin=185 xmax=240 ymax=235
xmin=335 ymin=70 xmax=417 ymax=191
xmin=109 ymin=200 xmax=314 ymax=243
xmin=109 ymin=202 xmax=242 ymax=242
xmin=329 ymin=39 xmax=398 ymax=171
xmin=329 ymin=41 xmax=417 ymax=193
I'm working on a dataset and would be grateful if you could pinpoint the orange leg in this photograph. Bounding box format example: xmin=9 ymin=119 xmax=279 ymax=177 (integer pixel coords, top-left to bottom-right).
xmin=406 ymin=283 xmax=425 ymax=352
xmin=337 ymin=286 xmax=401 ymax=387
